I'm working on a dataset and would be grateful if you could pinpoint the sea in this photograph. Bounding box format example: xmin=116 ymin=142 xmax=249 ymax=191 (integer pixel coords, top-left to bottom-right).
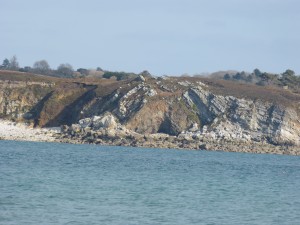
xmin=0 ymin=141 xmax=299 ymax=225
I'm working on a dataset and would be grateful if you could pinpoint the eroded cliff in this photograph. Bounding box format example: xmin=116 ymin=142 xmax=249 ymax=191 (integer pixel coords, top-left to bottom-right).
xmin=1 ymin=70 xmax=300 ymax=154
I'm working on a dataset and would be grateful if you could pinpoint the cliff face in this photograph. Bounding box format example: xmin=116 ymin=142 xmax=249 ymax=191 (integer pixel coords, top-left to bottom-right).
xmin=0 ymin=80 xmax=53 ymax=121
xmin=0 ymin=78 xmax=96 ymax=127
xmin=1 ymin=71 xmax=300 ymax=148
xmin=182 ymin=83 xmax=300 ymax=146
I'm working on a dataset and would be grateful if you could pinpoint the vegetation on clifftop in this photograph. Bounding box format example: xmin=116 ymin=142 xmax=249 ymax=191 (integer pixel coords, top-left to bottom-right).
xmin=223 ymin=69 xmax=300 ymax=93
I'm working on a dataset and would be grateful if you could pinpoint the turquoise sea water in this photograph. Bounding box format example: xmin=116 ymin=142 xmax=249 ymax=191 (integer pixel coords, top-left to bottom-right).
xmin=0 ymin=141 xmax=299 ymax=225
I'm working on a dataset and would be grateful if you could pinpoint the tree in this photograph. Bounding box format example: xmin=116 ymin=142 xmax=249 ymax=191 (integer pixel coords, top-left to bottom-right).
xmin=33 ymin=60 xmax=50 ymax=75
xmin=77 ymin=68 xmax=89 ymax=76
xmin=224 ymin=74 xmax=231 ymax=80
xmin=253 ymin=68 xmax=262 ymax=77
xmin=233 ymin=71 xmax=247 ymax=80
xmin=56 ymin=63 xmax=74 ymax=78
xmin=9 ymin=55 xmax=19 ymax=70
xmin=282 ymin=69 xmax=295 ymax=77
xmin=1 ymin=58 xmax=10 ymax=69
xmin=19 ymin=66 xmax=32 ymax=72
xmin=139 ymin=70 xmax=152 ymax=77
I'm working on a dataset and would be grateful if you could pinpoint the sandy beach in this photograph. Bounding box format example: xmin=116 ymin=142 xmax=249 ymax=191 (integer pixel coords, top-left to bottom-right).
xmin=0 ymin=119 xmax=60 ymax=142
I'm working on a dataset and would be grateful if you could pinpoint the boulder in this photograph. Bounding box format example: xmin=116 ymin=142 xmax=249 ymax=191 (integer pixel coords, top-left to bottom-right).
xmin=189 ymin=123 xmax=199 ymax=132
xmin=92 ymin=113 xmax=117 ymax=129
xmin=71 ymin=124 xmax=81 ymax=133
xmin=78 ymin=117 xmax=92 ymax=128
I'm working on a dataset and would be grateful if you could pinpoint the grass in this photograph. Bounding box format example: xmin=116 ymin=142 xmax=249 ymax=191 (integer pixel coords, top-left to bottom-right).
xmin=0 ymin=70 xmax=60 ymax=82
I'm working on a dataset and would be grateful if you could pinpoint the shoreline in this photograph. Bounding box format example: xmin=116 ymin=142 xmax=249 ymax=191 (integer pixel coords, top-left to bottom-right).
xmin=0 ymin=120 xmax=299 ymax=156
xmin=59 ymin=133 xmax=300 ymax=156
xmin=0 ymin=119 xmax=60 ymax=143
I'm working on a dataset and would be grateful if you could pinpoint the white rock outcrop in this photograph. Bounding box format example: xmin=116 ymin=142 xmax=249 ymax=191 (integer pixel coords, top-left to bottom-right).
xmin=183 ymin=85 xmax=300 ymax=145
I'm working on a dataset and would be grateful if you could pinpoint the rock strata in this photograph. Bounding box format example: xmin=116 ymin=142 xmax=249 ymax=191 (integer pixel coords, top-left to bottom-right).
xmin=59 ymin=113 xmax=300 ymax=155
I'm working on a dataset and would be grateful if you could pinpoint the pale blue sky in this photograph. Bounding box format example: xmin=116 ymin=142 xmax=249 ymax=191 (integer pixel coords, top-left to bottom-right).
xmin=1 ymin=0 xmax=299 ymax=75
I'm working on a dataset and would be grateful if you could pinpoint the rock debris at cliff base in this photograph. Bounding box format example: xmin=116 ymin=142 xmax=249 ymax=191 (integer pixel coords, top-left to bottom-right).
xmin=59 ymin=113 xmax=300 ymax=155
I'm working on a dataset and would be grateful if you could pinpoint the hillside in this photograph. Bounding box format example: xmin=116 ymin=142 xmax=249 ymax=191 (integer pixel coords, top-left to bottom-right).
xmin=1 ymin=70 xmax=300 ymax=154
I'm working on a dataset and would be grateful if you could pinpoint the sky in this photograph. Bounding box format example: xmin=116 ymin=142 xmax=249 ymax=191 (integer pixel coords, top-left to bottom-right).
xmin=1 ymin=0 xmax=300 ymax=76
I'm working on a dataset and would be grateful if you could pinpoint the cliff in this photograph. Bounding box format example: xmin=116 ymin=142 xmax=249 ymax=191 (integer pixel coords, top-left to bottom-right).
xmin=1 ymin=70 xmax=300 ymax=154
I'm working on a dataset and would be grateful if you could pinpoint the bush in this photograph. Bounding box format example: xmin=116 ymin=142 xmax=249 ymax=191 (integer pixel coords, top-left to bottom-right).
xmin=102 ymin=71 xmax=137 ymax=81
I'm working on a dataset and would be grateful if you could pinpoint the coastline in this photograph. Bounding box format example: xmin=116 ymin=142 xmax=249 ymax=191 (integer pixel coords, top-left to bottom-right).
xmin=1 ymin=120 xmax=299 ymax=155
xmin=59 ymin=131 xmax=300 ymax=156
xmin=0 ymin=119 xmax=60 ymax=143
